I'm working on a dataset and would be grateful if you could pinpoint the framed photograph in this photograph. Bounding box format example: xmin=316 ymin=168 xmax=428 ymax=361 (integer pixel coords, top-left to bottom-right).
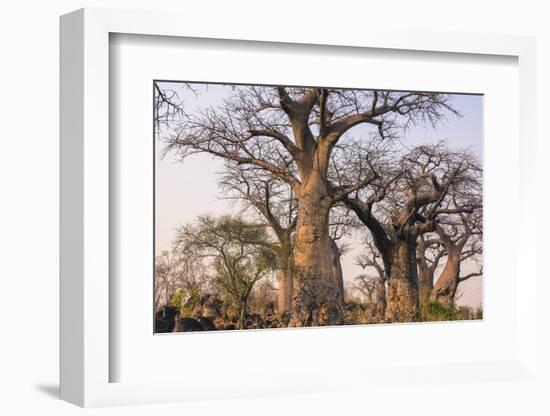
xmin=60 ymin=8 xmax=539 ymax=408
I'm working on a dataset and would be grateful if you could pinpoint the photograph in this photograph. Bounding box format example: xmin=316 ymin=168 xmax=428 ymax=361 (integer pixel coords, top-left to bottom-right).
xmin=153 ymin=82 xmax=483 ymax=333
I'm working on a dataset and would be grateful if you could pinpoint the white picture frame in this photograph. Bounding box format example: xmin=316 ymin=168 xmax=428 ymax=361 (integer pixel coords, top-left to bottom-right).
xmin=60 ymin=7 xmax=539 ymax=408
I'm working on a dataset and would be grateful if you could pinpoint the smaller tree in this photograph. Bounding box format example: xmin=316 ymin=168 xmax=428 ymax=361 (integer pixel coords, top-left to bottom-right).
xmin=219 ymin=163 xmax=297 ymax=315
xmin=154 ymin=250 xmax=209 ymax=311
xmin=174 ymin=215 xmax=277 ymax=329
xmin=416 ymin=236 xmax=446 ymax=305
xmin=154 ymin=251 xmax=179 ymax=311
xmin=355 ymin=238 xmax=387 ymax=318
xmin=431 ymin=207 xmax=483 ymax=307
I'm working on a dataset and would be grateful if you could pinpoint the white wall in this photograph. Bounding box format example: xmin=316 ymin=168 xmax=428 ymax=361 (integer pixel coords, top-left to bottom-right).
xmin=1 ymin=1 xmax=548 ymax=415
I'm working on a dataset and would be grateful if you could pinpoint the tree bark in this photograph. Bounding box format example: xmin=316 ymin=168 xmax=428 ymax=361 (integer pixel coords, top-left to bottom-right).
xmin=238 ymin=300 xmax=247 ymax=330
xmin=237 ymin=286 xmax=253 ymax=330
xmin=431 ymin=249 xmax=460 ymax=307
xmin=418 ymin=266 xmax=433 ymax=305
xmin=417 ymin=238 xmax=436 ymax=305
xmin=328 ymin=237 xmax=345 ymax=308
xmin=430 ymin=223 xmax=476 ymax=307
xmin=345 ymin=197 xmax=428 ymax=322
xmin=375 ymin=277 xmax=387 ymax=317
xmin=277 ymin=267 xmax=293 ymax=315
xmin=273 ymin=231 xmax=294 ymax=315
xmin=385 ymin=238 xmax=420 ymax=322
xmin=290 ymin=171 xmax=343 ymax=326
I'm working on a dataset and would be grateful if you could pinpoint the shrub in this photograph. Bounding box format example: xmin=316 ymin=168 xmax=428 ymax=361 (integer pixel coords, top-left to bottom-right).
xmin=172 ymin=287 xmax=201 ymax=317
xmin=474 ymin=306 xmax=483 ymax=320
xmin=170 ymin=288 xmax=185 ymax=309
xmin=420 ymin=300 xmax=470 ymax=322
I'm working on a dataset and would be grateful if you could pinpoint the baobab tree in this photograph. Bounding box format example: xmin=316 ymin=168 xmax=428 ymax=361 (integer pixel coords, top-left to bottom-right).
xmin=355 ymin=238 xmax=387 ymax=319
xmin=327 ymin=220 xmax=347 ymax=310
xmin=344 ymin=143 xmax=478 ymax=321
xmin=158 ymin=84 xmax=456 ymax=326
xmin=221 ymin=163 xmax=350 ymax=313
xmin=416 ymin=236 xmax=446 ymax=305
xmin=414 ymin=150 xmax=482 ymax=308
xmin=430 ymin=206 xmax=483 ymax=307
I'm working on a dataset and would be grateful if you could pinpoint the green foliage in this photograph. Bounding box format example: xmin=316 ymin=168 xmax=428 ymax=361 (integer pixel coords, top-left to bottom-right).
xmin=474 ymin=306 xmax=483 ymax=319
xmin=347 ymin=304 xmax=365 ymax=324
xmin=255 ymin=246 xmax=279 ymax=272
xmin=208 ymin=295 xmax=224 ymax=315
xmin=176 ymin=215 xmax=276 ymax=292
xmin=172 ymin=287 xmax=201 ymax=318
xmin=170 ymin=288 xmax=185 ymax=308
xmin=420 ymin=300 xmax=470 ymax=322
xmin=220 ymin=301 xmax=238 ymax=322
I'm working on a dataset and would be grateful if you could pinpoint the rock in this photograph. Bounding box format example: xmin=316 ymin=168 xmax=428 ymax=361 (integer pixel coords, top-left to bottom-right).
xmin=155 ymin=305 xmax=180 ymax=333
xmin=263 ymin=302 xmax=276 ymax=316
xmin=278 ymin=312 xmax=291 ymax=326
xmin=174 ymin=317 xmax=204 ymax=332
xmin=345 ymin=302 xmax=360 ymax=312
xmin=202 ymin=305 xmax=218 ymax=320
xmin=198 ymin=317 xmax=216 ymax=331
xmin=199 ymin=294 xmax=211 ymax=306
xmin=191 ymin=305 xmax=203 ymax=319
xmin=155 ymin=318 xmax=175 ymax=333
xmin=158 ymin=305 xmax=179 ymax=320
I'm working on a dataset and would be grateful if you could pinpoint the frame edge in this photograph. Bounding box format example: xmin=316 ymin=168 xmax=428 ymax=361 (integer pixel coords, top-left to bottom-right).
xmin=60 ymin=8 xmax=85 ymax=407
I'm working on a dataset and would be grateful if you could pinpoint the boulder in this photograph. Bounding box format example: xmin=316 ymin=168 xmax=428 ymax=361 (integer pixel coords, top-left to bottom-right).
xmin=155 ymin=318 xmax=175 ymax=333
xmin=155 ymin=305 xmax=180 ymax=333
xmin=202 ymin=304 xmax=218 ymax=320
xmin=159 ymin=305 xmax=179 ymax=320
xmin=198 ymin=317 xmax=216 ymax=331
xmin=174 ymin=317 xmax=204 ymax=332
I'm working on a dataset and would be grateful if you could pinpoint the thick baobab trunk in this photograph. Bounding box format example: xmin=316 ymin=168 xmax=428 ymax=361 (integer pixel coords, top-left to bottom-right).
xmin=417 ymin=239 xmax=433 ymax=305
xmin=375 ymin=277 xmax=387 ymax=317
xmin=418 ymin=266 xmax=434 ymax=306
xmin=276 ymin=236 xmax=294 ymax=314
xmin=277 ymin=267 xmax=293 ymax=315
xmin=291 ymin=172 xmax=343 ymax=327
xmin=328 ymin=237 xmax=345 ymax=308
xmin=431 ymin=250 xmax=460 ymax=307
xmin=385 ymin=239 xmax=420 ymax=322
xmin=237 ymin=299 xmax=247 ymax=330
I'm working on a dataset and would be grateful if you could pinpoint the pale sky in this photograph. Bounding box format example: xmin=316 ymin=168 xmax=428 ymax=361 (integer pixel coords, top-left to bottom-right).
xmin=155 ymin=83 xmax=483 ymax=308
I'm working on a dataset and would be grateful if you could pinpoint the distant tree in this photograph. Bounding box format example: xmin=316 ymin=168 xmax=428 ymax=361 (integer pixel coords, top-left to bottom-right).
xmin=327 ymin=204 xmax=357 ymax=309
xmin=430 ymin=205 xmax=483 ymax=306
xmin=220 ymin=164 xmax=297 ymax=315
xmin=355 ymin=238 xmax=387 ymax=317
xmin=173 ymin=215 xmax=277 ymax=329
xmin=416 ymin=236 xmax=447 ymax=305
xmin=410 ymin=148 xmax=483 ymax=308
xmin=248 ymin=277 xmax=278 ymax=316
xmin=154 ymin=251 xmax=179 ymax=311
xmin=154 ymin=250 xmax=209 ymax=311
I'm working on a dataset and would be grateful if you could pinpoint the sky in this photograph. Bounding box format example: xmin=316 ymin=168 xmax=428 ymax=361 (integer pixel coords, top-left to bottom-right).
xmin=155 ymin=83 xmax=483 ymax=308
